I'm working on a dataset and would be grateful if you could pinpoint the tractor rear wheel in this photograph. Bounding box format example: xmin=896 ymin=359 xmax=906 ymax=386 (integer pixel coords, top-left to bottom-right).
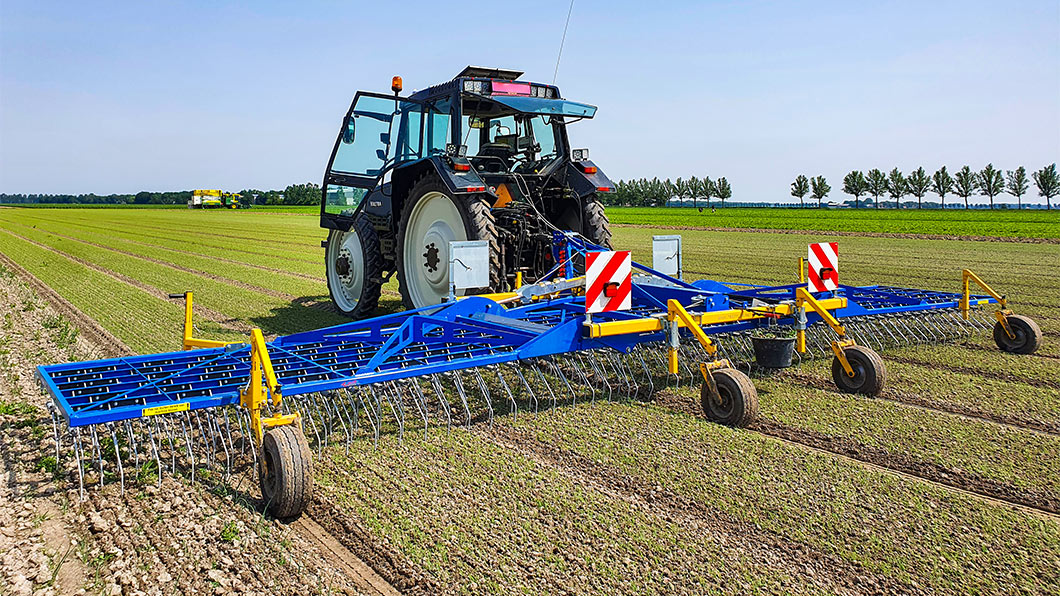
xmin=559 ymin=194 xmax=613 ymax=249
xmin=325 ymin=214 xmax=383 ymax=319
xmin=397 ymin=176 xmax=501 ymax=309
xmin=993 ymin=314 xmax=1041 ymax=354
xmin=259 ymin=424 xmax=313 ymax=519
xmin=831 ymin=345 xmax=886 ymax=396
xmin=701 ymin=368 xmax=758 ymax=428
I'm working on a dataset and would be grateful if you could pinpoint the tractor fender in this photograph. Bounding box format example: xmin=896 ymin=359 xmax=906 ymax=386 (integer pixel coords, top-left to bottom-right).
xmin=566 ymin=160 xmax=615 ymax=198
xmin=391 ymin=157 xmax=493 ymax=226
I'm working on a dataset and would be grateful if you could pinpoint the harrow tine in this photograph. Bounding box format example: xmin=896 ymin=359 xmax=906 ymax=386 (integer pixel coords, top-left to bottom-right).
xmin=407 ymin=381 xmax=430 ymax=440
xmin=493 ymin=366 xmax=518 ymax=422
xmin=451 ymin=371 xmax=473 ymax=428
xmin=109 ymin=425 xmax=125 ymax=495
xmin=73 ymin=428 xmax=85 ymax=500
xmin=547 ymin=357 xmax=577 ymax=404
xmin=89 ymin=425 xmax=103 ymax=488
xmin=143 ymin=418 xmax=162 ymax=487
xmin=428 ymin=375 xmax=453 ymax=430
xmin=471 ymin=369 xmax=494 ymax=426
xmin=587 ymin=351 xmax=613 ymax=402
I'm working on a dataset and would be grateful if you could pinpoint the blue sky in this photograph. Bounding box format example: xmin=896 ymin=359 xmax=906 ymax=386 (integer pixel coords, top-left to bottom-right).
xmin=1 ymin=1 xmax=1057 ymax=205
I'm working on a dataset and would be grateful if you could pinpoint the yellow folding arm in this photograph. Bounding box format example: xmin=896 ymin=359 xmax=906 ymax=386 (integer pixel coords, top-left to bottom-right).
xmin=170 ymin=292 xmax=230 ymax=350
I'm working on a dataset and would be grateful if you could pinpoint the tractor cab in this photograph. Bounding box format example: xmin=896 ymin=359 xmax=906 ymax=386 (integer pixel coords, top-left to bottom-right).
xmin=320 ymin=66 xmax=615 ymax=318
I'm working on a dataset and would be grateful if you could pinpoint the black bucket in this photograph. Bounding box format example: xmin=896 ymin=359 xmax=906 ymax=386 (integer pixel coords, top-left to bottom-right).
xmin=752 ymin=336 xmax=796 ymax=368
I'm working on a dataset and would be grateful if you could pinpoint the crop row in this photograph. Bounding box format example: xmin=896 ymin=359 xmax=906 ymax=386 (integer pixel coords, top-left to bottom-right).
xmin=0 ymin=230 xmax=241 ymax=353
xmin=605 ymin=207 xmax=1060 ymax=239
xmin=0 ymin=210 xmax=323 ymax=268
xmin=0 ymin=221 xmax=345 ymax=345
xmin=315 ymin=426 xmax=864 ymax=595
xmin=37 ymin=208 xmax=326 ymax=243
xmin=507 ymin=402 xmax=1060 ymax=594
xmin=0 ymin=211 xmax=326 ymax=279
xmin=742 ymin=368 xmax=1060 ymax=499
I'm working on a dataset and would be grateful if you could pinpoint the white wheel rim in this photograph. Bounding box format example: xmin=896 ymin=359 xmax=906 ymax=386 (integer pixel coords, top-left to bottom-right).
xmin=403 ymin=191 xmax=467 ymax=307
xmin=327 ymin=229 xmax=365 ymax=312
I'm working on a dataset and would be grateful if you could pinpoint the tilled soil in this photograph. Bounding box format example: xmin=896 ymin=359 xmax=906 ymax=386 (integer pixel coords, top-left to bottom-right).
xmin=0 ymin=262 xmax=387 ymax=595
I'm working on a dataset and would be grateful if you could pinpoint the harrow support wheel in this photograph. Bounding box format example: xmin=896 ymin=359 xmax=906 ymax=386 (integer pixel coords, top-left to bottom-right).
xmin=831 ymin=345 xmax=886 ymax=396
xmin=701 ymin=368 xmax=758 ymax=428
xmin=259 ymin=424 xmax=313 ymax=519
xmin=993 ymin=314 xmax=1042 ymax=355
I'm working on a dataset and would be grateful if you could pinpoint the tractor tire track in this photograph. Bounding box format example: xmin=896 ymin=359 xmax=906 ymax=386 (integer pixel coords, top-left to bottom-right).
xmin=653 ymin=391 xmax=1060 ymax=521
xmin=780 ymin=369 xmax=1060 ymax=437
xmin=612 ymin=222 xmax=1060 ymax=244
xmin=957 ymin=341 xmax=1060 ymax=362
xmin=481 ymin=424 xmax=928 ymax=596
xmin=0 ymin=251 xmax=131 ymax=357
xmin=2 ymin=228 xmax=253 ymax=335
xmin=292 ymin=513 xmax=405 ymax=596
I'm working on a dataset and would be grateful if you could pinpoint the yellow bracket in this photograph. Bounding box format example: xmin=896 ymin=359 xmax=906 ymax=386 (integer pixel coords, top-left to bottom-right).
xmin=666 ymin=299 xmax=719 ymax=375
xmin=168 ymin=293 xmax=296 ymax=446
xmin=797 ymin=257 xmax=806 ymax=284
xmin=242 ymin=328 xmax=294 ymax=446
xmin=698 ymin=359 xmax=732 ymax=383
xmin=172 ymin=292 xmax=231 ymax=350
xmin=795 ymin=287 xmax=859 ymax=376
xmin=961 ymin=269 xmax=1013 ymax=338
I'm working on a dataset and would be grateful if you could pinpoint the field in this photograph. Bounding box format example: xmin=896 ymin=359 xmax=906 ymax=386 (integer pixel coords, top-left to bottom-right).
xmin=1 ymin=206 xmax=1058 ymax=594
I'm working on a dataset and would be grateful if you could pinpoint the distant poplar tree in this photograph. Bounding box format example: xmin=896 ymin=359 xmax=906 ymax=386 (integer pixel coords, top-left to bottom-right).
xmin=953 ymin=166 xmax=979 ymax=209
xmin=790 ymin=175 xmax=810 ymax=207
xmin=1005 ymin=166 xmax=1028 ymax=209
xmin=886 ymin=168 xmax=907 ymax=208
xmin=977 ymin=164 xmax=1004 ymax=209
xmin=906 ymin=167 xmax=931 ymax=209
xmin=842 ymin=170 xmax=867 ymax=208
xmin=1033 ymin=163 xmax=1059 ymax=210
xmin=810 ymin=176 xmax=830 ymax=207
xmin=715 ymin=177 xmax=732 ymax=206
xmin=702 ymin=176 xmax=716 ymax=208
xmin=865 ymin=168 xmax=888 ymax=209
xmin=931 ymin=166 xmax=954 ymax=209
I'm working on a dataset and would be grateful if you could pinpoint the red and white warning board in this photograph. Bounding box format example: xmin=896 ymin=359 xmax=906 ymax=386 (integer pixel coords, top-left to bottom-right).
xmin=585 ymin=251 xmax=632 ymax=314
xmin=807 ymin=242 xmax=839 ymax=292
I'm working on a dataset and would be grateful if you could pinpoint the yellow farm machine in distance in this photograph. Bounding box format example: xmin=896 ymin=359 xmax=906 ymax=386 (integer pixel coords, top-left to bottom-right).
xmin=188 ymin=189 xmax=247 ymax=209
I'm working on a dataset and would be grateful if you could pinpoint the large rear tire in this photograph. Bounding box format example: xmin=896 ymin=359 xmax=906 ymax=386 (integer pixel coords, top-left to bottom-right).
xmin=396 ymin=176 xmax=502 ymax=309
xmin=259 ymin=425 xmax=313 ymax=520
xmin=325 ymin=215 xmax=383 ymax=319
xmin=559 ymin=194 xmax=613 ymax=249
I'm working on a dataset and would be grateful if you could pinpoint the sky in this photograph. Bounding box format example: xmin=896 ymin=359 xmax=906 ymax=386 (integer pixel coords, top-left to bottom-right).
xmin=1 ymin=0 xmax=1058 ymax=205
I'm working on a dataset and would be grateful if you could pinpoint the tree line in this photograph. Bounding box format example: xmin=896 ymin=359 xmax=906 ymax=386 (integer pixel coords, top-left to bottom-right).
xmin=606 ymin=176 xmax=732 ymax=208
xmin=0 ymin=183 xmax=322 ymax=206
xmin=831 ymin=163 xmax=1058 ymax=210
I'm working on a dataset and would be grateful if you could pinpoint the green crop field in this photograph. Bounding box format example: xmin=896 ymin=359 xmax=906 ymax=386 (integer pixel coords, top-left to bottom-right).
xmin=1 ymin=205 xmax=1058 ymax=594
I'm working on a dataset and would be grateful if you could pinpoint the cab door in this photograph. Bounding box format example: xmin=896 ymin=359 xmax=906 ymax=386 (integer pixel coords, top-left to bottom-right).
xmin=321 ymin=92 xmax=422 ymax=230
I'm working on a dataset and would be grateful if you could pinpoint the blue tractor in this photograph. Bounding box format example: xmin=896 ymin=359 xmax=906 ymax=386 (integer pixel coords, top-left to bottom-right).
xmin=320 ymin=66 xmax=615 ymax=317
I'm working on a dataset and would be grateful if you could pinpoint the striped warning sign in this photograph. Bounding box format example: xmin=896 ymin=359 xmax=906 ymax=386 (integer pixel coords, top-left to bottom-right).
xmin=585 ymin=251 xmax=632 ymax=314
xmin=807 ymin=242 xmax=839 ymax=292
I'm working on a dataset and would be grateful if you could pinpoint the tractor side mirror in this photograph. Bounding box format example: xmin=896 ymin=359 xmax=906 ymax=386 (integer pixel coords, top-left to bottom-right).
xmin=379 ymin=132 xmax=390 ymax=144
xmin=376 ymin=149 xmax=387 ymax=161
xmin=468 ymin=116 xmax=486 ymax=129
xmin=342 ymin=119 xmax=356 ymax=144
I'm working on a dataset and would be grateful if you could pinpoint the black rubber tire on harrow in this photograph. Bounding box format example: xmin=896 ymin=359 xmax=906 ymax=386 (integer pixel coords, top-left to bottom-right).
xmin=831 ymin=345 xmax=887 ymax=397
xmin=992 ymin=314 xmax=1042 ymax=355
xmin=701 ymin=368 xmax=758 ymax=428
xmin=259 ymin=425 xmax=313 ymax=519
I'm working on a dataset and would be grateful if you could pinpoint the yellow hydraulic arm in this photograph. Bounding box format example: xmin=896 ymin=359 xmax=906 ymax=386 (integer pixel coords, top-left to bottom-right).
xmin=960 ymin=269 xmax=1015 ymax=339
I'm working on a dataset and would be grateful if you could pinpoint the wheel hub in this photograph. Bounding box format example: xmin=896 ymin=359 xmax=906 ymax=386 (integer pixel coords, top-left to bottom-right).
xmin=423 ymin=242 xmax=440 ymax=273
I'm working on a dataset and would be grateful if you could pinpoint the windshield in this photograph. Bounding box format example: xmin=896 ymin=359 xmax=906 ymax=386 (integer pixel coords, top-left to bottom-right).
xmin=460 ymin=112 xmax=561 ymax=168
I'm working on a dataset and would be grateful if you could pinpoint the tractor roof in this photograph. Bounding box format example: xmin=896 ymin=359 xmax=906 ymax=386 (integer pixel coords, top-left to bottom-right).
xmin=456 ymin=66 xmax=524 ymax=80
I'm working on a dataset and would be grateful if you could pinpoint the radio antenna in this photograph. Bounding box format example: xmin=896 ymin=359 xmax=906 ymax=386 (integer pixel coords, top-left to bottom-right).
xmin=552 ymin=0 xmax=576 ymax=85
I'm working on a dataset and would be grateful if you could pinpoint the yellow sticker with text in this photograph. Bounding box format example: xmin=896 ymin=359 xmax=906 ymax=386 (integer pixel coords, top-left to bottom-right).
xmin=142 ymin=402 xmax=190 ymax=417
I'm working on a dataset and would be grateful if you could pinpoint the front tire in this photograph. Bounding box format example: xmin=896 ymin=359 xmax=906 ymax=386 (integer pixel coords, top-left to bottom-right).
xmin=325 ymin=215 xmax=383 ymax=319
xmin=396 ymin=176 xmax=501 ymax=309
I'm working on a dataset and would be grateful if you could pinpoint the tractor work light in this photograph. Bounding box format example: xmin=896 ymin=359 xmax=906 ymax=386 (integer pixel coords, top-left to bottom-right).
xmin=445 ymin=143 xmax=468 ymax=157
xmin=572 ymin=148 xmax=589 ymax=161
xmin=463 ymin=80 xmax=488 ymax=94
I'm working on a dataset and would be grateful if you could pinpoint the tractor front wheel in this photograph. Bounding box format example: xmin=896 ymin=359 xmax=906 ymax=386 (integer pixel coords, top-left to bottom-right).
xmin=993 ymin=314 xmax=1042 ymax=354
xmin=701 ymin=368 xmax=758 ymax=428
xmin=325 ymin=215 xmax=383 ymax=319
xmin=831 ymin=345 xmax=886 ymax=396
xmin=259 ymin=425 xmax=313 ymax=519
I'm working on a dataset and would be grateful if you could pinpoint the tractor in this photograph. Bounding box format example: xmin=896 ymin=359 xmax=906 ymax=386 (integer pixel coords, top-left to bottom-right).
xmin=319 ymin=66 xmax=615 ymax=317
